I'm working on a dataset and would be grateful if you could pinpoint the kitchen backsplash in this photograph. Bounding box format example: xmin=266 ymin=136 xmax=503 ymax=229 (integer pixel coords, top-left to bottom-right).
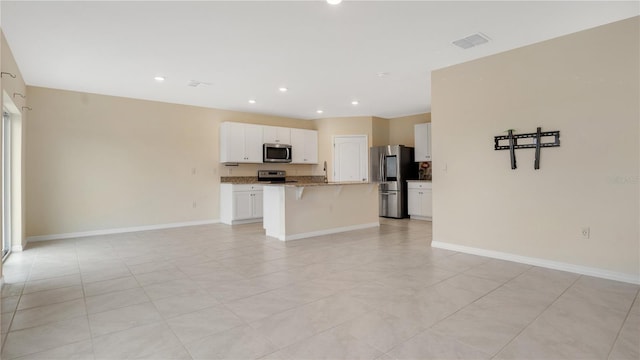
xmin=418 ymin=161 xmax=431 ymax=180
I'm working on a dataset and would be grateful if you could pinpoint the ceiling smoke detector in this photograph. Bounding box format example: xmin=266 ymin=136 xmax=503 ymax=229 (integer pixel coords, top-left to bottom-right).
xmin=187 ymin=80 xmax=212 ymax=87
xmin=452 ymin=33 xmax=490 ymax=49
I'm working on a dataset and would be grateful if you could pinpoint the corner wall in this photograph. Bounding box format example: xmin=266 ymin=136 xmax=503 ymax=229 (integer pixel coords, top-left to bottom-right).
xmin=389 ymin=113 xmax=430 ymax=146
xmin=431 ymin=17 xmax=639 ymax=282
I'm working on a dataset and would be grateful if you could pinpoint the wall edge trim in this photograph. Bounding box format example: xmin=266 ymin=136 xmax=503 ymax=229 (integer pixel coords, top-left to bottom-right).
xmin=26 ymin=219 xmax=220 ymax=243
xmin=0 ymin=276 xmax=4 ymax=288
xmin=280 ymin=222 xmax=380 ymax=241
xmin=431 ymin=240 xmax=640 ymax=285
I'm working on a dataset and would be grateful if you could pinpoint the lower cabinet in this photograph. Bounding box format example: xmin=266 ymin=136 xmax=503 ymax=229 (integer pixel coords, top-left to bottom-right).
xmin=220 ymin=184 xmax=264 ymax=225
xmin=407 ymin=181 xmax=432 ymax=220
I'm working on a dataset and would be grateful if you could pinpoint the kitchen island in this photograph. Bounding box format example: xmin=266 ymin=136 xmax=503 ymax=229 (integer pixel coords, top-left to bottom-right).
xmin=263 ymin=182 xmax=379 ymax=241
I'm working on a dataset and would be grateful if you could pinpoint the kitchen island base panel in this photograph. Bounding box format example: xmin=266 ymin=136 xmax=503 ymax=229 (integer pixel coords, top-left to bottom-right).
xmin=263 ymin=183 xmax=379 ymax=241
xmin=267 ymin=222 xmax=380 ymax=241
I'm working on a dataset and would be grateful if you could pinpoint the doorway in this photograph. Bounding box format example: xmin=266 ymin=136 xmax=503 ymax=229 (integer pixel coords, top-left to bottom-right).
xmin=332 ymin=135 xmax=368 ymax=182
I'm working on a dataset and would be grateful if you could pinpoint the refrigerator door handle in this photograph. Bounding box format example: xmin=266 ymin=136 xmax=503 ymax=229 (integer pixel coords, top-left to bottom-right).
xmin=379 ymin=154 xmax=384 ymax=181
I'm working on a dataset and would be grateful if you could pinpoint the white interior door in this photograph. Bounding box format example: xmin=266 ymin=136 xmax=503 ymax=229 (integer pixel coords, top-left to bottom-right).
xmin=333 ymin=135 xmax=368 ymax=182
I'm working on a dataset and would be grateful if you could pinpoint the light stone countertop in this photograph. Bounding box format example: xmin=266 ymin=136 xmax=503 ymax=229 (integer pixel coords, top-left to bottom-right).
xmin=220 ymin=176 xmax=324 ymax=184
xmin=264 ymin=181 xmax=374 ymax=187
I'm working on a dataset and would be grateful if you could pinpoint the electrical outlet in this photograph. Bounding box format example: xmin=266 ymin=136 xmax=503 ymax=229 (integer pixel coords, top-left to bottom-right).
xmin=581 ymin=227 xmax=590 ymax=239
xmin=192 ymin=168 xmax=196 ymax=175
xmin=192 ymin=201 xmax=197 ymax=208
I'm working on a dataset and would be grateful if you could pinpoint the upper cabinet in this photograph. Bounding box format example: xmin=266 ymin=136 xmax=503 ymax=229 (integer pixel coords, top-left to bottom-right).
xmin=220 ymin=122 xmax=263 ymax=163
xmin=263 ymin=126 xmax=291 ymax=144
xmin=220 ymin=122 xmax=318 ymax=164
xmin=414 ymin=123 xmax=432 ymax=162
xmin=291 ymin=129 xmax=318 ymax=164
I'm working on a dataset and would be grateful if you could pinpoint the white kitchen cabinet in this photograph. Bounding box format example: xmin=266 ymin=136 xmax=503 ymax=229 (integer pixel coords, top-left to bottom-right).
xmin=220 ymin=184 xmax=264 ymax=225
xmin=414 ymin=123 xmax=432 ymax=162
xmin=220 ymin=122 xmax=263 ymax=163
xmin=290 ymin=129 xmax=318 ymax=164
xmin=263 ymin=126 xmax=291 ymax=144
xmin=407 ymin=181 xmax=432 ymax=220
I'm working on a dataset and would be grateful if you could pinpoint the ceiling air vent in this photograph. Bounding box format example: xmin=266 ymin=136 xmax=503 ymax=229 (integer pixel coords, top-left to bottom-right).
xmin=452 ymin=33 xmax=490 ymax=49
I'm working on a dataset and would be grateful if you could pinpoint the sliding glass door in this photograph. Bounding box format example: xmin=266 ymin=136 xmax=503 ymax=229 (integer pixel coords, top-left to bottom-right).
xmin=2 ymin=110 xmax=11 ymax=260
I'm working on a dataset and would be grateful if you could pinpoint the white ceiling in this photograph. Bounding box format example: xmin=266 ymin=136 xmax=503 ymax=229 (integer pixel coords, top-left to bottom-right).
xmin=1 ymin=1 xmax=638 ymax=120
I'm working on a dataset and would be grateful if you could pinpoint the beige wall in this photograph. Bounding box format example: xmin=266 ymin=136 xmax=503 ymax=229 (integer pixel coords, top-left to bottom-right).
xmin=371 ymin=116 xmax=390 ymax=146
xmin=25 ymin=87 xmax=313 ymax=237
xmin=312 ymin=116 xmax=373 ymax=180
xmin=1 ymin=30 xmax=28 ymax=280
xmin=432 ymin=17 xmax=639 ymax=281
xmin=24 ymin=87 xmax=424 ymax=238
xmin=389 ymin=113 xmax=430 ymax=147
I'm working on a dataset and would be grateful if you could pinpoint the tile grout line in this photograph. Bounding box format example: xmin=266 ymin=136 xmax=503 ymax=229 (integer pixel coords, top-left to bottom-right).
xmin=3 ymin=244 xmax=87 ymax=359
xmin=1 ymin=248 xmax=36 ymax=356
xmin=604 ymin=287 xmax=640 ymax=360
xmin=488 ymin=273 xmax=582 ymax=359
xmin=377 ymin=256 xmax=503 ymax=359
xmin=77 ymin=239 xmax=97 ymax=360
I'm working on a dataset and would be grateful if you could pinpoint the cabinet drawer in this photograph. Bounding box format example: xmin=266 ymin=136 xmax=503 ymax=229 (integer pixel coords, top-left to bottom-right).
xmin=232 ymin=184 xmax=264 ymax=192
xmin=407 ymin=182 xmax=432 ymax=190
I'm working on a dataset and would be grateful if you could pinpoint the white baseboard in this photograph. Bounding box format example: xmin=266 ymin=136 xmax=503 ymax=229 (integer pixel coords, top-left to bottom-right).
xmin=11 ymin=244 xmax=24 ymax=252
xmin=278 ymin=222 xmax=380 ymax=241
xmin=26 ymin=219 xmax=220 ymax=242
xmin=223 ymin=218 xmax=263 ymax=226
xmin=432 ymin=241 xmax=640 ymax=285
xmin=409 ymin=215 xmax=432 ymax=221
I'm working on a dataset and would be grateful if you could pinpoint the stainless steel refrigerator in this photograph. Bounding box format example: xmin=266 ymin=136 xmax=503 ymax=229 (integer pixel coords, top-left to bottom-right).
xmin=370 ymin=145 xmax=418 ymax=218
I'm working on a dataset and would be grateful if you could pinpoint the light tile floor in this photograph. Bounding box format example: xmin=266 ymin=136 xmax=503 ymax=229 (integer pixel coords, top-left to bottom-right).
xmin=0 ymin=219 xmax=638 ymax=359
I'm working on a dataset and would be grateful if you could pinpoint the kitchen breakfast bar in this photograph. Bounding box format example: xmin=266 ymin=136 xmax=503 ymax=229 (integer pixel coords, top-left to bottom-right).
xmin=263 ymin=182 xmax=379 ymax=241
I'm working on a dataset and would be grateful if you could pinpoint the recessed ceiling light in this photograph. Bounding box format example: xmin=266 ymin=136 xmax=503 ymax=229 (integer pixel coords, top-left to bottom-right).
xmin=376 ymin=72 xmax=389 ymax=78
xmin=316 ymin=110 xmax=324 ymax=114
xmin=351 ymin=100 xmax=359 ymax=105
xmin=327 ymin=0 xmax=342 ymax=4
xmin=278 ymin=87 xmax=288 ymax=92
xmin=154 ymin=76 xmax=165 ymax=82
xmin=248 ymin=99 xmax=256 ymax=104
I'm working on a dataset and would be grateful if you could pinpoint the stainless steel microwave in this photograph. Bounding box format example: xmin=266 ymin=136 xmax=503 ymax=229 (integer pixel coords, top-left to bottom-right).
xmin=263 ymin=143 xmax=292 ymax=163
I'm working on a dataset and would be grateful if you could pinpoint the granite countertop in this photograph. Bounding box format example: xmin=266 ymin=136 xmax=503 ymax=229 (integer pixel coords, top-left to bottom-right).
xmin=220 ymin=176 xmax=325 ymax=184
xmin=407 ymin=179 xmax=432 ymax=182
xmin=265 ymin=181 xmax=374 ymax=187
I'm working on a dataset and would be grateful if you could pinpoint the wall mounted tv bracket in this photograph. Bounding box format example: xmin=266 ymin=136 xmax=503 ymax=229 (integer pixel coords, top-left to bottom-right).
xmin=494 ymin=127 xmax=560 ymax=170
